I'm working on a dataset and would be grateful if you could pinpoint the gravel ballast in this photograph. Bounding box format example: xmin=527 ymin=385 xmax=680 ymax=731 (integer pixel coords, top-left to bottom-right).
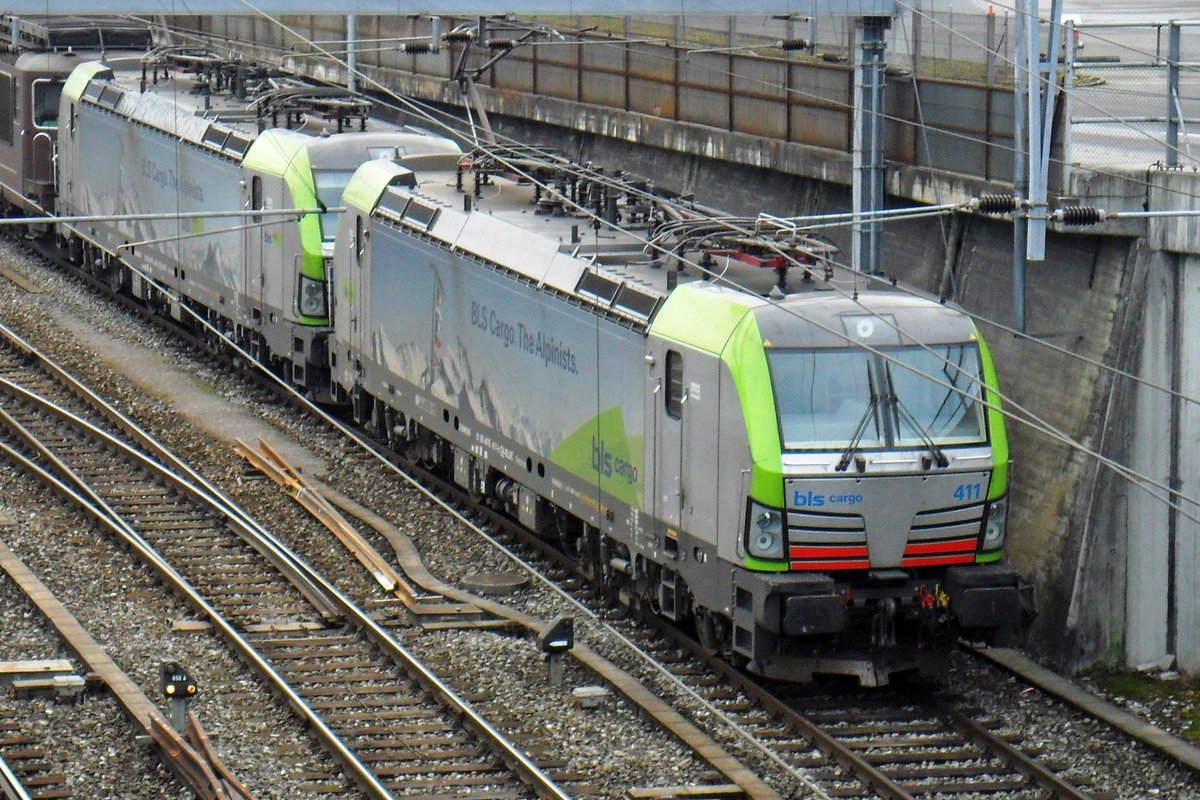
xmin=0 ymin=235 xmax=1197 ymax=798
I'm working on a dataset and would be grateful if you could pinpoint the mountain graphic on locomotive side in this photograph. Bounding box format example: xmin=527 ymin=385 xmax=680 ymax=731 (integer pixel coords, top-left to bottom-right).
xmin=0 ymin=18 xmax=1025 ymax=686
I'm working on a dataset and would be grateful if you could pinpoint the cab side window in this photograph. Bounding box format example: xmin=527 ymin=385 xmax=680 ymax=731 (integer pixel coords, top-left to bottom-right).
xmin=0 ymin=75 xmax=13 ymax=145
xmin=666 ymin=350 xmax=684 ymax=419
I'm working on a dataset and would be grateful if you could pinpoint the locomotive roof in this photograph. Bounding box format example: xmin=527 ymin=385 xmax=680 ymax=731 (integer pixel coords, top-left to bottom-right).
xmin=5 ymin=49 xmax=92 ymax=72
xmin=66 ymin=57 xmax=450 ymax=165
xmin=755 ymin=290 xmax=978 ymax=349
xmin=0 ymin=15 xmax=153 ymax=52
xmin=352 ymin=159 xmax=968 ymax=336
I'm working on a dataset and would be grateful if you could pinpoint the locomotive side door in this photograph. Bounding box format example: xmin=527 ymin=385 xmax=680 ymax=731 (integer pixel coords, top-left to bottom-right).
xmin=648 ymin=340 xmax=686 ymax=530
xmin=241 ymin=172 xmax=265 ymax=322
xmin=680 ymin=353 xmax=720 ymax=543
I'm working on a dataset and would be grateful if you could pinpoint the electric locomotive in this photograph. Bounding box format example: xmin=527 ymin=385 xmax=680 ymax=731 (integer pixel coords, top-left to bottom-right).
xmin=54 ymin=52 xmax=461 ymax=399
xmin=331 ymin=156 xmax=1021 ymax=685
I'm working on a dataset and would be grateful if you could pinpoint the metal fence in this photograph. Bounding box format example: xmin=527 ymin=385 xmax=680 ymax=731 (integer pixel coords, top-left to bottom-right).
xmin=554 ymin=9 xmax=1015 ymax=81
xmin=1066 ymin=21 xmax=1200 ymax=170
xmin=198 ymin=14 xmax=1020 ymax=185
xmin=185 ymin=11 xmax=1200 ymax=195
xmin=502 ymin=12 xmax=1200 ymax=172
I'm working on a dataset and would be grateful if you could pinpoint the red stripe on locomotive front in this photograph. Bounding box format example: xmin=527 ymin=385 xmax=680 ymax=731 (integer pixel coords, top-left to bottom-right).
xmin=901 ymin=553 xmax=977 ymax=567
xmin=902 ymin=538 xmax=978 ymax=556
xmin=790 ymin=559 xmax=872 ymax=571
xmin=789 ymin=545 xmax=870 ymax=559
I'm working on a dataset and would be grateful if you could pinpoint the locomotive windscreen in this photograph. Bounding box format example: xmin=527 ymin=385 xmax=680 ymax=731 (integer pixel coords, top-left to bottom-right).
xmin=769 ymin=350 xmax=881 ymax=450
xmin=314 ymin=169 xmax=355 ymax=241
xmin=768 ymin=343 xmax=985 ymax=451
xmin=886 ymin=344 xmax=986 ymax=446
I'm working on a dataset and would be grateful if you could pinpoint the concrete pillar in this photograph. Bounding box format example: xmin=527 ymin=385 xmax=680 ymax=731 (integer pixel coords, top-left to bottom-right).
xmin=1126 ymin=250 xmax=1174 ymax=668
xmin=1175 ymin=252 xmax=1200 ymax=672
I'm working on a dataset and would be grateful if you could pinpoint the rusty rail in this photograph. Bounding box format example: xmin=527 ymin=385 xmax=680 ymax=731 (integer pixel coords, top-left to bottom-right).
xmin=150 ymin=715 xmax=255 ymax=800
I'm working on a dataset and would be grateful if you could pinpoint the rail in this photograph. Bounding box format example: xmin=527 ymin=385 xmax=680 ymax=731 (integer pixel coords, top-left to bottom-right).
xmin=0 ymin=752 xmax=32 ymax=800
xmin=0 ymin=329 xmax=572 ymax=800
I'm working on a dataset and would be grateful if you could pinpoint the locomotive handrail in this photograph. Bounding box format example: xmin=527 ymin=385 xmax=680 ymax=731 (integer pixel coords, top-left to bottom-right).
xmin=0 ymin=207 xmax=340 ymax=226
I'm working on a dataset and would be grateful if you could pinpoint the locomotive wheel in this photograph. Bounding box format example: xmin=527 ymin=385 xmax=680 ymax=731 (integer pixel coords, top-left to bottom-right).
xmin=106 ymin=263 xmax=127 ymax=295
xmin=695 ymin=607 xmax=730 ymax=656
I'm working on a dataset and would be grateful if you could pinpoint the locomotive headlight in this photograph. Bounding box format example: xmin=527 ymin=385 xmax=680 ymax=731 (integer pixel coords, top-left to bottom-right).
xmin=981 ymin=496 xmax=1008 ymax=550
xmin=299 ymin=275 xmax=327 ymax=317
xmin=747 ymin=501 xmax=785 ymax=560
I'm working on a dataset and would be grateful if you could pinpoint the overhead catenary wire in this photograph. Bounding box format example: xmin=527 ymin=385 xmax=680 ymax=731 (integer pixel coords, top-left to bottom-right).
xmin=96 ymin=11 xmax=834 ymax=798
xmin=241 ymin=7 xmax=1200 ymax=532
xmin=444 ymin=152 xmax=1200 ymax=530
xmin=143 ymin=11 xmax=1200 ymax=210
xmin=42 ymin=12 xmax=1200 ymax=748
xmin=0 ymin=208 xmax=330 ymax=226
xmin=103 ymin=12 xmax=1200 ymax=527
xmin=105 ymin=12 xmax=1200 ymax=533
xmin=180 ymin=0 xmax=1190 ymax=767
xmin=66 ymin=19 xmax=1200 ymax=433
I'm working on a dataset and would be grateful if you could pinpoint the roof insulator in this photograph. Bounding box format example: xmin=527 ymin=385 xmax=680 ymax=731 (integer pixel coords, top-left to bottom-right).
xmin=975 ymin=194 xmax=1017 ymax=214
xmin=1057 ymin=205 xmax=1105 ymax=225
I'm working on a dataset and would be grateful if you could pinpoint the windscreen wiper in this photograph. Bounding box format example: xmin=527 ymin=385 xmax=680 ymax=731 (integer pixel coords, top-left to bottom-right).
xmin=885 ymin=362 xmax=949 ymax=469
xmin=835 ymin=367 xmax=878 ymax=473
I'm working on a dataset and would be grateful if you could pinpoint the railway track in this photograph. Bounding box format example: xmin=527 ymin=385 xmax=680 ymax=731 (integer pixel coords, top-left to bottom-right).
xmin=0 ymin=724 xmax=63 ymax=800
xmin=3 ymin=240 xmax=1194 ymax=799
xmin=0 ymin=538 xmax=254 ymax=800
xmin=0 ymin=324 xmax=570 ymax=800
xmin=447 ymin=475 xmax=1102 ymax=799
xmin=647 ymin=634 xmax=1096 ymax=799
xmin=0 ymin=253 xmax=797 ymax=799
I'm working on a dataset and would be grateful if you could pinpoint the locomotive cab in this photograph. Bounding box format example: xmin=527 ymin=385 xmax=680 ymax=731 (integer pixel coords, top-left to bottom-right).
xmin=737 ymin=293 xmax=1021 ymax=684
xmin=651 ymin=285 xmax=1023 ymax=686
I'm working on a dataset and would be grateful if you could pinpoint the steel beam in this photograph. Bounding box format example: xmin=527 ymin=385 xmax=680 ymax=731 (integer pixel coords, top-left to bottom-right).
xmin=1168 ymin=21 xmax=1181 ymax=168
xmin=1013 ymin=0 xmax=1028 ymax=333
xmin=852 ymin=15 xmax=889 ymax=274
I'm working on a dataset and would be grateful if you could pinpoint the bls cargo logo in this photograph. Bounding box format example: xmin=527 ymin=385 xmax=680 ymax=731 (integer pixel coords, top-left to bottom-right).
xmin=592 ymin=437 xmax=639 ymax=486
xmin=793 ymin=490 xmax=864 ymax=508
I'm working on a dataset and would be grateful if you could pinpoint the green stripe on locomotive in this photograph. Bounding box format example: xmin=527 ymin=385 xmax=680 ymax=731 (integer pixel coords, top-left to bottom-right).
xmin=242 ymin=130 xmax=326 ymax=323
xmin=648 ymin=285 xmax=785 ymax=509
xmin=549 ymin=406 xmax=644 ymax=509
xmin=975 ymin=324 xmax=1009 ymax=501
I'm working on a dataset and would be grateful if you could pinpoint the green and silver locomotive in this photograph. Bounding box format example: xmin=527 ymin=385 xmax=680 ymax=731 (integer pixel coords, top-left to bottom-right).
xmin=333 ymin=158 xmax=1020 ymax=685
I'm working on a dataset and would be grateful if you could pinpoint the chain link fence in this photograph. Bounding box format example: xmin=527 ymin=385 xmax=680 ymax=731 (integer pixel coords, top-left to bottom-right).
xmin=1066 ymin=21 xmax=1200 ymax=169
